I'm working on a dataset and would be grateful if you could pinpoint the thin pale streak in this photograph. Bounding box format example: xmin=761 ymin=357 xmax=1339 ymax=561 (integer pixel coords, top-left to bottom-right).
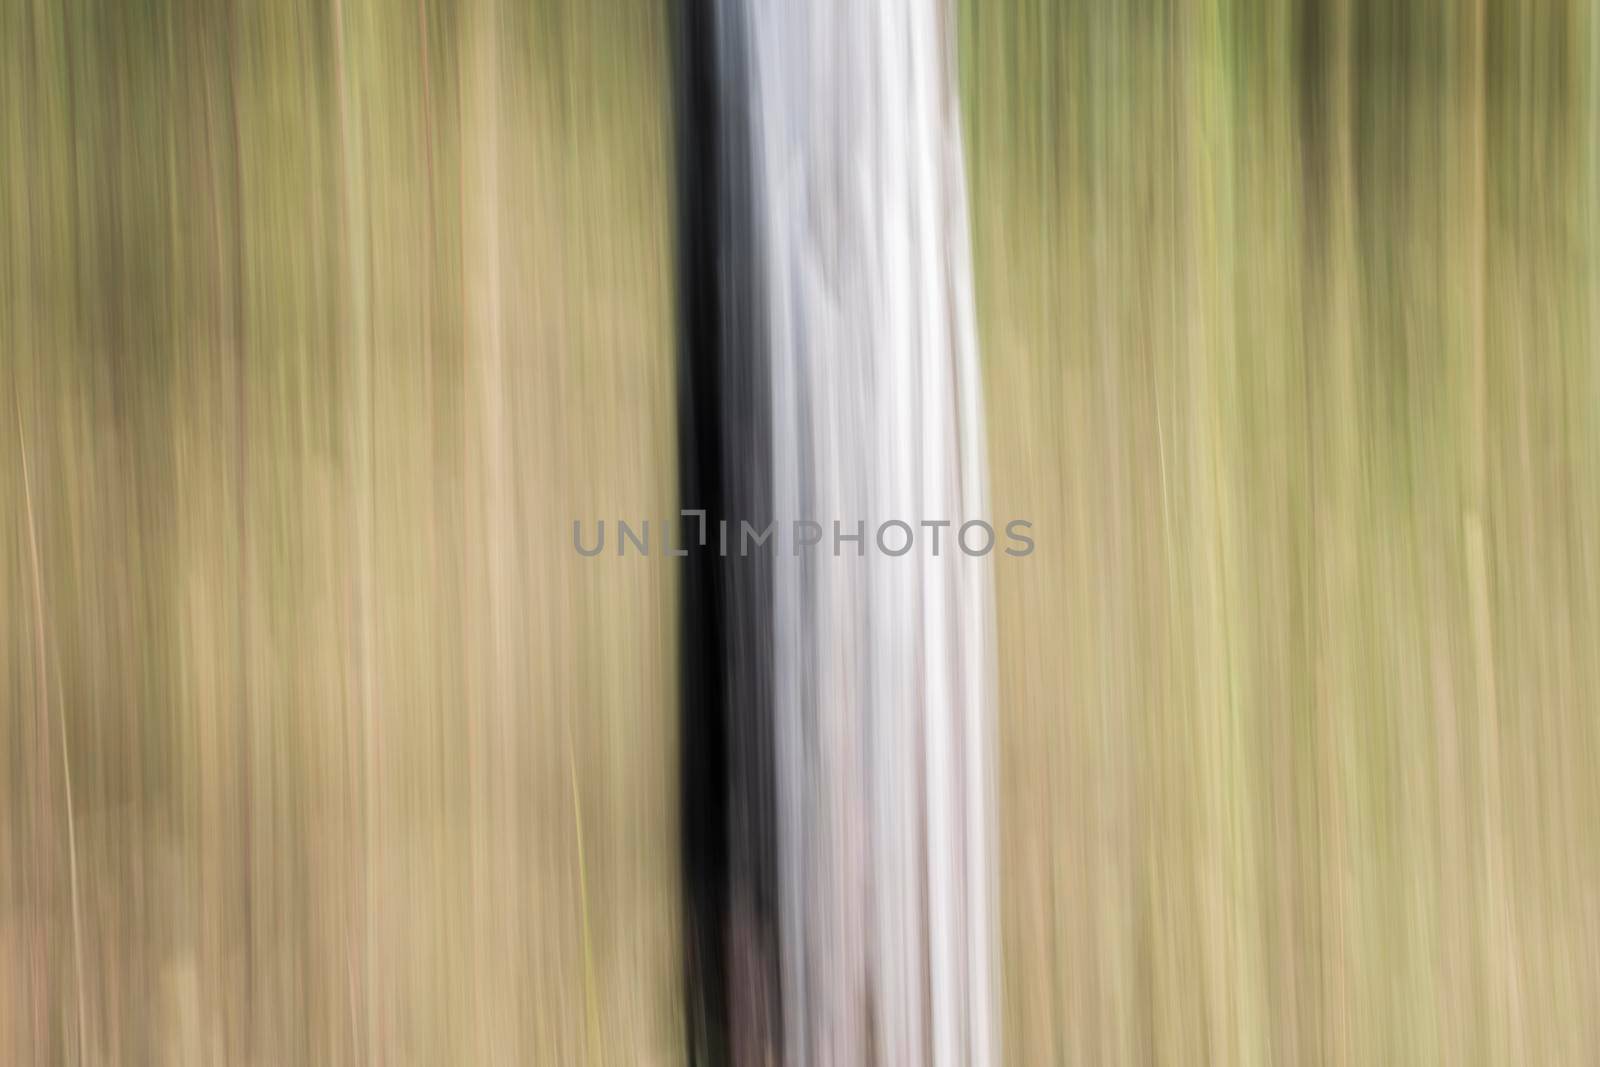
xmin=16 ymin=398 xmax=87 ymax=1067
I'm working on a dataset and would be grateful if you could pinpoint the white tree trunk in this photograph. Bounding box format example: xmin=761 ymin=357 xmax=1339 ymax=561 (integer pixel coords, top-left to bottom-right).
xmin=723 ymin=2 xmax=999 ymax=1063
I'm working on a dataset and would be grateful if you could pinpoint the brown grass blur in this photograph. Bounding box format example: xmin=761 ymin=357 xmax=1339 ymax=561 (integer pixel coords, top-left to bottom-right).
xmin=965 ymin=1 xmax=1600 ymax=1062
xmin=4 ymin=0 xmax=678 ymax=1062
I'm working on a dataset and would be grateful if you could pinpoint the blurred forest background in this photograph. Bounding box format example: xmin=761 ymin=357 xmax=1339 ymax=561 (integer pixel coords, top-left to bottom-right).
xmin=965 ymin=2 xmax=1599 ymax=1063
xmin=4 ymin=0 xmax=1598 ymax=1064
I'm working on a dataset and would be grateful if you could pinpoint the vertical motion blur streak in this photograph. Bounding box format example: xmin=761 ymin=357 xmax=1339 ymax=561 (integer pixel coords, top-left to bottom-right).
xmin=675 ymin=1 xmax=999 ymax=1064
xmin=966 ymin=0 xmax=1600 ymax=1062
xmin=5 ymin=0 xmax=679 ymax=1062
xmin=674 ymin=0 xmax=781 ymax=1062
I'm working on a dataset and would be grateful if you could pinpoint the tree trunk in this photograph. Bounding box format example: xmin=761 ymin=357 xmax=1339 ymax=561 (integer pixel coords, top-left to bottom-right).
xmin=679 ymin=2 xmax=998 ymax=1063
